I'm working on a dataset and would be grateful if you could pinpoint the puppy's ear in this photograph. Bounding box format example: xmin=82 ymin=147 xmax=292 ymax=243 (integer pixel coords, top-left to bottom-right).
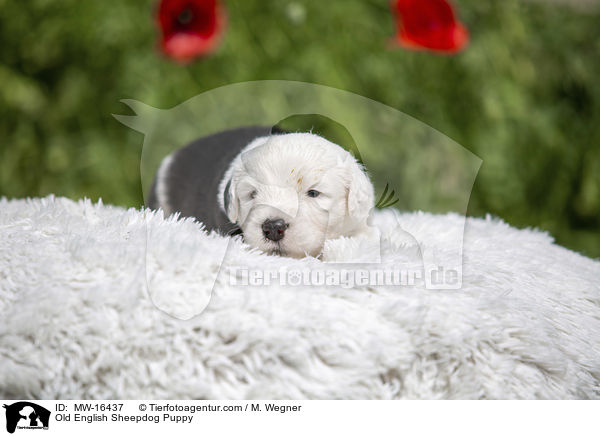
xmin=346 ymin=159 xmax=374 ymax=225
xmin=224 ymin=178 xmax=240 ymax=223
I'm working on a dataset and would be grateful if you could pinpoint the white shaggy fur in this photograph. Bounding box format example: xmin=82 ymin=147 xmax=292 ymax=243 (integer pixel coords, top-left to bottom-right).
xmin=218 ymin=133 xmax=375 ymax=258
xmin=0 ymin=196 xmax=599 ymax=399
xmin=154 ymin=153 xmax=175 ymax=217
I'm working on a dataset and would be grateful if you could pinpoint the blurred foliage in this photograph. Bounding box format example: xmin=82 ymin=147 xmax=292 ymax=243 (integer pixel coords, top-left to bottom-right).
xmin=0 ymin=0 xmax=599 ymax=257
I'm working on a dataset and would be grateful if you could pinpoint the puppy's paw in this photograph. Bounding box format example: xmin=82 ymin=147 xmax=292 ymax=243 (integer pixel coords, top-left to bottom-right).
xmin=321 ymin=227 xmax=382 ymax=263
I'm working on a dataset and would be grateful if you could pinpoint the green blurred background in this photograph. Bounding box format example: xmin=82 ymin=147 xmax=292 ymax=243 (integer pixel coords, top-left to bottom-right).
xmin=1 ymin=0 xmax=599 ymax=257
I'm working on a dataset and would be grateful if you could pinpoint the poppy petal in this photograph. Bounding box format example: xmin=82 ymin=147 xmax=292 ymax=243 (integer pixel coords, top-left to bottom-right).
xmin=157 ymin=0 xmax=226 ymax=63
xmin=391 ymin=0 xmax=469 ymax=54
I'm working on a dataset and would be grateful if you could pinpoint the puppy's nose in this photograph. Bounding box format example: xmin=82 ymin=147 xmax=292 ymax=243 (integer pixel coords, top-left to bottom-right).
xmin=262 ymin=219 xmax=287 ymax=242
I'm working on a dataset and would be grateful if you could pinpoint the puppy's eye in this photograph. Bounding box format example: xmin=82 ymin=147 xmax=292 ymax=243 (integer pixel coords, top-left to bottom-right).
xmin=306 ymin=190 xmax=320 ymax=198
xmin=249 ymin=190 xmax=257 ymax=200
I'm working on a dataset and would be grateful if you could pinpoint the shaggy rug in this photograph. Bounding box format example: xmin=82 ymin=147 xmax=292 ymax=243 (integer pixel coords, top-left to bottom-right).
xmin=0 ymin=196 xmax=599 ymax=399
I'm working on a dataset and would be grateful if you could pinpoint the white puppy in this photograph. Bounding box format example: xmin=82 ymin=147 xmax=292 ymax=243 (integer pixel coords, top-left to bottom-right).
xmin=149 ymin=127 xmax=375 ymax=258
xmin=219 ymin=132 xmax=375 ymax=258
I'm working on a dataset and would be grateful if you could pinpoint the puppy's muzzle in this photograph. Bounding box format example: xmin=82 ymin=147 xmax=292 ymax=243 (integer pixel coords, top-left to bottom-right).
xmin=262 ymin=219 xmax=288 ymax=242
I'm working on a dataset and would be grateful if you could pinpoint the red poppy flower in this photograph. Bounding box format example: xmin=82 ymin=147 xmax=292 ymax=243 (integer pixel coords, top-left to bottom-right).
xmin=391 ymin=0 xmax=469 ymax=54
xmin=157 ymin=0 xmax=226 ymax=63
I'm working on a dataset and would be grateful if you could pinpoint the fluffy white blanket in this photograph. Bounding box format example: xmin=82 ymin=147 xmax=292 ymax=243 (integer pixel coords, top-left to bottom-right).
xmin=0 ymin=196 xmax=598 ymax=399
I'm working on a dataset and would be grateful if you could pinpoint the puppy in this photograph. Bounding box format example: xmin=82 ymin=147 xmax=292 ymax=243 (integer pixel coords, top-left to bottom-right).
xmin=149 ymin=126 xmax=375 ymax=258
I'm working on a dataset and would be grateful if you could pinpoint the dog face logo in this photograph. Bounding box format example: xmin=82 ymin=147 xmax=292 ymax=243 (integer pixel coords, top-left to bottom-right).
xmin=114 ymin=80 xmax=481 ymax=321
xmin=3 ymin=402 xmax=50 ymax=434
